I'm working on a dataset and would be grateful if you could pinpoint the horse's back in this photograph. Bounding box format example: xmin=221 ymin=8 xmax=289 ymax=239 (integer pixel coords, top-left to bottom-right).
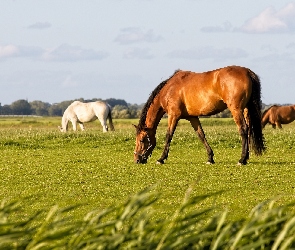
xmin=90 ymin=101 xmax=109 ymax=115
xmin=69 ymin=102 xmax=94 ymax=122
xmin=67 ymin=101 xmax=109 ymax=121
xmin=213 ymin=66 xmax=253 ymax=102
xmin=63 ymin=101 xmax=81 ymax=116
xmin=160 ymin=66 xmax=252 ymax=116
xmin=264 ymin=105 xmax=295 ymax=125
xmin=277 ymin=105 xmax=295 ymax=124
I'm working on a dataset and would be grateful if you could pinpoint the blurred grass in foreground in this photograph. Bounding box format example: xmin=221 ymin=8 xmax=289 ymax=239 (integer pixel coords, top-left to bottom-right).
xmin=1 ymin=187 xmax=295 ymax=249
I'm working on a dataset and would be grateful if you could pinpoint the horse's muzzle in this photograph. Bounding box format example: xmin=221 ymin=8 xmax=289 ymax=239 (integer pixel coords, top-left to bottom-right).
xmin=134 ymin=158 xmax=147 ymax=164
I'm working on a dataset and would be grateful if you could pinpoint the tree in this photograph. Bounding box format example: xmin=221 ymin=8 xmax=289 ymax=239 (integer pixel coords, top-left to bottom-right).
xmin=10 ymin=100 xmax=31 ymax=115
xmin=58 ymin=101 xmax=73 ymax=113
xmin=128 ymin=104 xmax=143 ymax=118
xmin=48 ymin=105 xmax=63 ymax=116
xmin=0 ymin=105 xmax=12 ymax=115
xmin=30 ymin=101 xmax=50 ymax=116
xmin=112 ymin=105 xmax=127 ymax=118
xmin=105 ymin=98 xmax=128 ymax=107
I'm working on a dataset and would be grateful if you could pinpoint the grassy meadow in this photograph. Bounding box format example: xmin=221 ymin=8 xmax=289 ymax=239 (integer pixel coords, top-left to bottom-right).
xmin=1 ymin=116 xmax=295 ymax=247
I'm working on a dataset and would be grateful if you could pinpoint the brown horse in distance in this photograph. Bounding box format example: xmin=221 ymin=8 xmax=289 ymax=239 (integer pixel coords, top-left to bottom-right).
xmin=262 ymin=104 xmax=295 ymax=129
xmin=134 ymin=65 xmax=265 ymax=165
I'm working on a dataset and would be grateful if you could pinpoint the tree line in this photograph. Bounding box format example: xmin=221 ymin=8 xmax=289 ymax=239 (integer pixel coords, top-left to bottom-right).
xmin=0 ymin=98 xmax=143 ymax=119
xmin=0 ymin=98 xmax=271 ymax=119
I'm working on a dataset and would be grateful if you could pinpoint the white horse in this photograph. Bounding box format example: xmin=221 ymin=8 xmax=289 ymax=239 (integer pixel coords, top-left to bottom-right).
xmin=58 ymin=101 xmax=115 ymax=132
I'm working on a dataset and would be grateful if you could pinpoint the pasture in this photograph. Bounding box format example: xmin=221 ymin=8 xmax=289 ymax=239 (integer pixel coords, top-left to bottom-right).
xmin=1 ymin=116 xmax=295 ymax=223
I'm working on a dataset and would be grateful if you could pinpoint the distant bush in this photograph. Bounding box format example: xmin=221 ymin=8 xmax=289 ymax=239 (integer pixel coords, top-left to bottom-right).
xmin=0 ymin=98 xmax=144 ymax=118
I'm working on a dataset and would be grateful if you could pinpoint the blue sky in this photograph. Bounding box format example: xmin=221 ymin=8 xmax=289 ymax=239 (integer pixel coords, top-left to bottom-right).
xmin=1 ymin=0 xmax=295 ymax=105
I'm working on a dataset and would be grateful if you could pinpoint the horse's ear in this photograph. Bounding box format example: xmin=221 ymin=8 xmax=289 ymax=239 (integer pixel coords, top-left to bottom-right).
xmin=132 ymin=124 xmax=138 ymax=129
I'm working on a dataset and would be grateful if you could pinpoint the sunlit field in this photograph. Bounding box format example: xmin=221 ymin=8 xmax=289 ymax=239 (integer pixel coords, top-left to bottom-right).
xmin=1 ymin=116 xmax=295 ymax=247
xmin=1 ymin=116 xmax=295 ymax=222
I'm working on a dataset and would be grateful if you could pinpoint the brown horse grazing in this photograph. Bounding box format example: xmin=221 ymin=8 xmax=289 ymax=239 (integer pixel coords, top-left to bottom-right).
xmin=134 ymin=65 xmax=266 ymax=165
xmin=261 ymin=105 xmax=295 ymax=129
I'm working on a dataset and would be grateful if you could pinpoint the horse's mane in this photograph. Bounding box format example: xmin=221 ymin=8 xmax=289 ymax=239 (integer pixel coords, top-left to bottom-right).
xmin=262 ymin=108 xmax=270 ymax=119
xmin=137 ymin=70 xmax=179 ymax=133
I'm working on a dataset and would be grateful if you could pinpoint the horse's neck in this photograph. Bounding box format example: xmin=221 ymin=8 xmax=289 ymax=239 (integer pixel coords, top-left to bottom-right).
xmin=145 ymin=100 xmax=164 ymax=132
xmin=62 ymin=115 xmax=69 ymax=130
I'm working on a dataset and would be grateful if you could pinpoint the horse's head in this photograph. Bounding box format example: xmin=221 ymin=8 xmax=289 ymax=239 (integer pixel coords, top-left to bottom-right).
xmin=133 ymin=125 xmax=156 ymax=164
xmin=58 ymin=117 xmax=69 ymax=132
xmin=58 ymin=126 xmax=66 ymax=132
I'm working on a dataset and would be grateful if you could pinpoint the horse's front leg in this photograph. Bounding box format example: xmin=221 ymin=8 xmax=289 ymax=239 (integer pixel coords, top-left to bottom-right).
xmin=276 ymin=121 xmax=282 ymax=129
xmin=70 ymin=118 xmax=81 ymax=132
xmin=157 ymin=115 xmax=179 ymax=164
xmin=188 ymin=117 xmax=214 ymax=164
xmin=71 ymin=120 xmax=78 ymax=131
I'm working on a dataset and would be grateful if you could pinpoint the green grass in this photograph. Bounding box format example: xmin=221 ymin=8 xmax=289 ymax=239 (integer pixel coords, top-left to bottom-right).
xmin=1 ymin=117 xmax=295 ymax=224
xmin=2 ymin=186 xmax=295 ymax=249
xmin=2 ymin=117 xmax=295 ymax=248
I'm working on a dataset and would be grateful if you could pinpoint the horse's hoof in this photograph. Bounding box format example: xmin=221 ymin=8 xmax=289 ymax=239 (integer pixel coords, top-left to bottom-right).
xmin=237 ymin=161 xmax=247 ymax=166
xmin=156 ymin=160 xmax=164 ymax=164
xmin=206 ymin=161 xmax=213 ymax=165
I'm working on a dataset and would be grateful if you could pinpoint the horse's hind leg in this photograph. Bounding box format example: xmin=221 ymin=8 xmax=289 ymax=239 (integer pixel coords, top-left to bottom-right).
xmin=98 ymin=118 xmax=108 ymax=132
xmin=243 ymin=108 xmax=250 ymax=161
xmin=188 ymin=117 xmax=214 ymax=164
xmin=108 ymin=113 xmax=115 ymax=131
xmin=231 ymin=109 xmax=249 ymax=165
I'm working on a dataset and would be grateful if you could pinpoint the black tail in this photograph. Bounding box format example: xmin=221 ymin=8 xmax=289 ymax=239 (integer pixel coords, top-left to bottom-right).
xmin=247 ymin=70 xmax=266 ymax=155
xmin=107 ymin=105 xmax=115 ymax=131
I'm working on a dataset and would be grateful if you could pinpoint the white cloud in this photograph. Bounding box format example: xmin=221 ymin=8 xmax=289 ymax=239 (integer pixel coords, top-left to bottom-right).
xmin=201 ymin=21 xmax=233 ymax=33
xmin=18 ymin=46 xmax=44 ymax=58
xmin=114 ymin=27 xmax=163 ymax=45
xmin=240 ymin=3 xmax=295 ymax=33
xmin=0 ymin=45 xmax=19 ymax=58
xmin=0 ymin=43 xmax=108 ymax=62
xmin=167 ymin=46 xmax=248 ymax=60
xmin=254 ymin=52 xmax=295 ymax=63
xmin=123 ymin=47 xmax=154 ymax=59
xmin=0 ymin=44 xmax=41 ymax=59
xmin=41 ymin=44 xmax=108 ymax=62
xmin=260 ymin=44 xmax=277 ymax=53
xmin=28 ymin=22 xmax=51 ymax=29
xmin=200 ymin=3 xmax=295 ymax=34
